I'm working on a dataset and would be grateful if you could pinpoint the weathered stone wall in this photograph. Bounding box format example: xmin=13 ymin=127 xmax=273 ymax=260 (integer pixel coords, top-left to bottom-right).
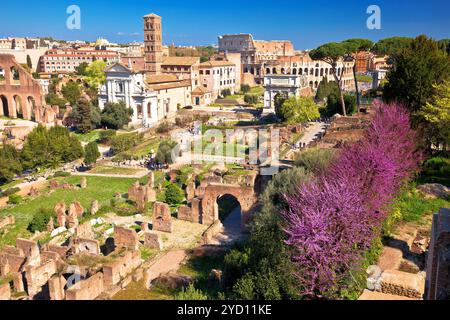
xmin=201 ymin=220 xmax=224 ymax=245
xmin=0 ymin=216 xmax=15 ymax=229
xmin=103 ymin=250 xmax=141 ymax=288
xmin=0 ymin=283 xmax=11 ymax=300
xmin=48 ymin=275 xmax=66 ymax=301
xmin=25 ymin=259 xmax=57 ymax=297
xmin=426 ymin=208 xmax=450 ymax=300
xmin=16 ymin=238 xmax=41 ymax=266
xmin=65 ymin=272 xmax=104 ymax=301
xmin=144 ymin=232 xmax=163 ymax=250
xmin=114 ymin=226 xmax=139 ymax=250
xmin=71 ymin=238 xmax=100 ymax=256
xmin=200 ymin=183 xmax=257 ymax=227
xmin=0 ymin=54 xmax=46 ymax=121
xmin=153 ymin=202 xmax=173 ymax=233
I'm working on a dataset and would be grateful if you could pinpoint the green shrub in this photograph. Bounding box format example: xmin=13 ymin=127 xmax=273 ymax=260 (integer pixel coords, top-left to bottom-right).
xmin=221 ymin=89 xmax=231 ymax=98
xmin=0 ymin=187 xmax=20 ymax=198
xmin=110 ymin=133 xmax=143 ymax=154
xmin=295 ymin=148 xmax=337 ymax=174
xmin=7 ymin=194 xmax=22 ymax=205
xmin=98 ymin=130 xmax=116 ymax=144
xmin=28 ymin=208 xmax=54 ymax=233
xmin=241 ymin=84 xmax=251 ymax=94
xmin=53 ymin=171 xmax=71 ymax=178
xmin=165 ymin=183 xmax=185 ymax=206
xmin=174 ymin=284 xmax=208 ymax=300
xmin=244 ymin=94 xmax=258 ymax=105
xmin=156 ymin=121 xmax=171 ymax=134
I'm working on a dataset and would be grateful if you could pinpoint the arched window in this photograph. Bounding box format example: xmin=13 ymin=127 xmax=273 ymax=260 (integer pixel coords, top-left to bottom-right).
xmin=320 ymin=68 xmax=324 ymax=77
xmin=299 ymin=68 xmax=303 ymax=75
xmin=13 ymin=95 xmax=23 ymax=118
xmin=266 ymin=68 xmax=271 ymax=74
xmin=11 ymin=67 xmax=19 ymax=82
xmin=0 ymin=66 xmax=5 ymax=83
xmin=315 ymin=69 xmax=319 ymax=77
xmin=310 ymin=68 xmax=314 ymax=75
xmin=314 ymin=81 xmax=319 ymax=89
xmin=272 ymin=68 xmax=277 ymax=74
xmin=147 ymin=102 xmax=152 ymax=118
xmin=309 ymin=81 xmax=313 ymax=88
xmin=281 ymin=68 xmax=285 ymax=74
xmin=292 ymin=68 xmax=297 ymax=75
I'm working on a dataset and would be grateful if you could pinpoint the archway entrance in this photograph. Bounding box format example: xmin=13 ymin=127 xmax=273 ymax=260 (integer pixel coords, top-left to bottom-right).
xmin=13 ymin=95 xmax=23 ymax=118
xmin=216 ymin=194 xmax=242 ymax=241
xmin=0 ymin=95 xmax=9 ymax=117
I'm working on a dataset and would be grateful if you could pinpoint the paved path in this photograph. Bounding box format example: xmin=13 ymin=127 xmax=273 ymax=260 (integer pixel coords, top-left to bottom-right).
xmin=71 ymin=170 xmax=149 ymax=179
xmin=295 ymin=122 xmax=328 ymax=147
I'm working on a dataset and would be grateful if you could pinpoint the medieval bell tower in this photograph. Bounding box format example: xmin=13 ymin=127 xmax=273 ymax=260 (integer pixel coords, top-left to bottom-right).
xmin=143 ymin=13 xmax=163 ymax=74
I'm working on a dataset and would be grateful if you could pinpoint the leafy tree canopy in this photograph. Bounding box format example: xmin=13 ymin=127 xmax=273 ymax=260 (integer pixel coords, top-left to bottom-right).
xmin=279 ymin=97 xmax=320 ymax=124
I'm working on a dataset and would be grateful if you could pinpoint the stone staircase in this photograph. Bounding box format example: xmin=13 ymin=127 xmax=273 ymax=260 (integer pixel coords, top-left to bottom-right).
xmin=359 ymin=224 xmax=429 ymax=300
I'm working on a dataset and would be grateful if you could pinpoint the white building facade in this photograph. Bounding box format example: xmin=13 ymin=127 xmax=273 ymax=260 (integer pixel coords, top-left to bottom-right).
xmin=98 ymin=64 xmax=158 ymax=127
xmin=263 ymin=74 xmax=308 ymax=113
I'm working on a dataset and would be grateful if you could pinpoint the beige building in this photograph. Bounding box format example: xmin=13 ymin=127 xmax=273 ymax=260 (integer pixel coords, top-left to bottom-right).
xmin=161 ymin=56 xmax=201 ymax=89
xmin=38 ymin=49 xmax=120 ymax=74
xmin=199 ymin=60 xmax=237 ymax=100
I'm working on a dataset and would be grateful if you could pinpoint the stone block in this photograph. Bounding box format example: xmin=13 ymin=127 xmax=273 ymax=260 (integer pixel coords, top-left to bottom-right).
xmin=379 ymin=270 xmax=425 ymax=299
xmin=144 ymin=232 xmax=163 ymax=251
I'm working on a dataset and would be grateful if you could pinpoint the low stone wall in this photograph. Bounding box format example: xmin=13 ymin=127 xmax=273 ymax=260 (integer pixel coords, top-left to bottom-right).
xmin=103 ymin=250 xmax=142 ymax=288
xmin=0 ymin=283 xmax=11 ymax=300
xmin=201 ymin=221 xmax=224 ymax=245
xmin=66 ymin=272 xmax=104 ymax=301
xmin=0 ymin=216 xmax=15 ymax=229
xmin=378 ymin=270 xmax=425 ymax=299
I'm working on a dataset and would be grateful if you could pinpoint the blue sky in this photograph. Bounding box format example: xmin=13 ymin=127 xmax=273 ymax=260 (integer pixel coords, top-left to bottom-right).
xmin=1 ymin=0 xmax=449 ymax=49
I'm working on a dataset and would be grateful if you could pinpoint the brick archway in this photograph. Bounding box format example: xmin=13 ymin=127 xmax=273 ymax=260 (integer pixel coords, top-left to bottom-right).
xmin=201 ymin=183 xmax=258 ymax=228
xmin=0 ymin=54 xmax=44 ymax=120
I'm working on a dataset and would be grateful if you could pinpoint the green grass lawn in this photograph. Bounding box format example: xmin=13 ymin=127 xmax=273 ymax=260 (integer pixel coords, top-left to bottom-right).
xmin=115 ymin=138 xmax=161 ymax=159
xmin=75 ymin=129 xmax=103 ymax=143
xmin=89 ymin=166 xmax=143 ymax=176
xmin=392 ymin=185 xmax=450 ymax=224
xmin=0 ymin=175 xmax=135 ymax=248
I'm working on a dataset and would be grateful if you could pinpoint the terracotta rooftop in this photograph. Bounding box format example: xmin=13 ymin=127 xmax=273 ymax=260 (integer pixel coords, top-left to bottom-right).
xmin=145 ymin=73 xmax=179 ymax=84
xmin=199 ymin=60 xmax=235 ymax=68
xmin=192 ymin=86 xmax=211 ymax=95
xmin=146 ymin=79 xmax=191 ymax=91
xmin=162 ymin=56 xmax=200 ymax=66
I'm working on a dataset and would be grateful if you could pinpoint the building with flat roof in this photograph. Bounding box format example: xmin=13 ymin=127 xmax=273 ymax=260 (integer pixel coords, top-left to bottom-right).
xmin=38 ymin=49 xmax=120 ymax=74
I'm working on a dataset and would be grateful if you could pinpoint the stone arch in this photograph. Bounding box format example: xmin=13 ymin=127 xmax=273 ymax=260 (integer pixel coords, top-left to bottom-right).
xmin=266 ymin=67 xmax=271 ymax=75
xmin=280 ymin=68 xmax=285 ymax=74
xmin=0 ymin=95 xmax=9 ymax=117
xmin=27 ymin=96 xmax=36 ymax=121
xmin=201 ymin=183 xmax=257 ymax=229
xmin=13 ymin=95 xmax=23 ymax=118
xmin=272 ymin=67 xmax=277 ymax=74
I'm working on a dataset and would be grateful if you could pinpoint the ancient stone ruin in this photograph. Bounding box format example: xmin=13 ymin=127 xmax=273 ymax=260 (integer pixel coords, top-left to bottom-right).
xmin=128 ymin=173 xmax=157 ymax=211
xmin=426 ymin=208 xmax=450 ymax=300
xmin=153 ymin=202 xmax=173 ymax=233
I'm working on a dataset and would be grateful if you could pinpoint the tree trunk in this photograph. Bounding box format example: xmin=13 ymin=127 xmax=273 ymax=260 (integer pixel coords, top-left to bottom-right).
xmin=353 ymin=61 xmax=361 ymax=110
